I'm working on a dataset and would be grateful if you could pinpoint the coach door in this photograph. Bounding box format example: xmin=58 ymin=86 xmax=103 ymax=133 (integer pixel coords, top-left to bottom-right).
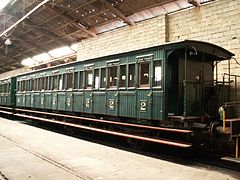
xmin=106 ymin=61 xmax=119 ymax=116
xmin=137 ymin=56 xmax=152 ymax=120
xmin=84 ymin=65 xmax=94 ymax=114
xmin=66 ymin=69 xmax=74 ymax=112
xmin=167 ymin=50 xmax=186 ymax=116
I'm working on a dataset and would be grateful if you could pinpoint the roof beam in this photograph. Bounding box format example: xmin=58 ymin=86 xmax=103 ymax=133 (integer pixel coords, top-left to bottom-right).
xmin=188 ymin=0 xmax=200 ymax=7
xmin=8 ymin=12 xmax=69 ymax=47
xmin=41 ymin=2 xmax=97 ymax=37
xmin=102 ymin=0 xmax=135 ymax=26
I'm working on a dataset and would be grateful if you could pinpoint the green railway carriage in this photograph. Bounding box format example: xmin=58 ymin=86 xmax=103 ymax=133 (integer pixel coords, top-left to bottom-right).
xmin=15 ymin=40 xmax=234 ymax=127
xmin=0 ymin=77 xmax=16 ymax=107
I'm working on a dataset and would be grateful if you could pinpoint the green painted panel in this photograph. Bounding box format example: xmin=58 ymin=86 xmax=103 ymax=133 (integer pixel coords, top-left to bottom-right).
xmin=34 ymin=93 xmax=40 ymax=109
xmin=106 ymin=90 xmax=118 ymax=116
xmin=16 ymin=94 xmax=22 ymax=107
xmin=52 ymin=93 xmax=58 ymax=110
xmin=119 ymin=90 xmax=136 ymax=118
xmin=84 ymin=91 xmax=93 ymax=114
xmin=57 ymin=92 xmax=66 ymax=111
xmin=73 ymin=92 xmax=84 ymax=112
xmin=136 ymin=89 xmax=152 ymax=120
xmin=44 ymin=93 xmax=52 ymax=110
xmin=30 ymin=94 xmax=34 ymax=108
xmin=40 ymin=93 xmax=45 ymax=109
xmin=152 ymin=91 xmax=163 ymax=120
xmin=93 ymin=91 xmax=106 ymax=114
xmin=22 ymin=94 xmax=26 ymax=107
xmin=66 ymin=92 xmax=73 ymax=111
xmin=25 ymin=94 xmax=31 ymax=107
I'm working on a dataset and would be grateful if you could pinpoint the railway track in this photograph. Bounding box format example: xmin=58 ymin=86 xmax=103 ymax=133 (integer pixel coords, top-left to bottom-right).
xmin=0 ymin=106 xmax=239 ymax=173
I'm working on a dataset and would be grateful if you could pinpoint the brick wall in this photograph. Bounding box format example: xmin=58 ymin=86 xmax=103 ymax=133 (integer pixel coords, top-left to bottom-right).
xmin=0 ymin=67 xmax=30 ymax=79
xmin=168 ymin=0 xmax=240 ymax=77
xmin=77 ymin=15 xmax=166 ymax=61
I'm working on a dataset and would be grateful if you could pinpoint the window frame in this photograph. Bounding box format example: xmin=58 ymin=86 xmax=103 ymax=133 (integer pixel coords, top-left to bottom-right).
xmin=153 ymin=59 xmax=162 ymax=89
xmin=119 ymin=64 xmax=127 ymax=89
xmin=84 ymin=65 xmax=94 ymax=89
xmin=107 ymin=62 xmax=119 ymax=89
xmin=137 ymin=56 xmax=152 ymax=88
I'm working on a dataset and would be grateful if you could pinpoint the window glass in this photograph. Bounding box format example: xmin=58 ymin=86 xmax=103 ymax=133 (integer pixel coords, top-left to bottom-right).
xmin=74 ymin=72 xmax=78 ymax=89
xmin=45 ymin=77 xmax=49 ymax=90
xmin=22 ymin=81 xmax=26 ymax=91
xmin=153 ymin=61 xmax=162 ymax=87
xmin=139 ymin=61 xmax=150 ymax=87
xmin=53 ymin=75 xmax=58 ymax=90
xmin=94 ymin=69 xmax=100 ymax=89
xmin=63 ymin=74 xmax=66 ymax=90
xmin=79 ymin=71 xmax=83 ymax=89
xmin=128 ymin=64 xmax=135 ymax=87
xmin=17 ymin=81 xmax=20 ymax=92
xmin=119 ymin=65 xmax=126 ymax=87
xmin=27 ymin=80 xmax=30 ymax=91
xmin=38 ymin=78 xmax=41 ymax=91
xmin=85 ymin=69 xmax=93 ymax=89
xmin=100 ymin=68 xmax=106 ymax=88
xmin=108 ymin=63 xmax=118 ymax=88
xmin=31 ymin=79 xmax=34 ymax=91
xmin=34 ymin=79 xmax=37 ymax=91
xmin=40 ymin=78 xmax=44 ymax=90
xmin=58 ymin=75 xmax=63 ymax=90
xmin=67 ymin=73 xmax=73 ymax=90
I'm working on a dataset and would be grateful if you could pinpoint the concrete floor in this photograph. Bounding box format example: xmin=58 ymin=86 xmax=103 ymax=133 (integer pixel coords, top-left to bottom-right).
xmin=0 ymin=117 xmax=239 ymax=180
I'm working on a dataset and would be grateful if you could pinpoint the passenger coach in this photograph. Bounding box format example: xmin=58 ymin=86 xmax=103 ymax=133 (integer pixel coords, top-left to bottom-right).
xmin=15 ymin=40 xmax=234 ymax=128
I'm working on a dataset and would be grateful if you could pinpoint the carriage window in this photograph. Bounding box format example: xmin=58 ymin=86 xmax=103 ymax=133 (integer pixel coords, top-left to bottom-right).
xmin=39 ymin=78 xmax=42 ymax=90
xmin=100 ymin=68 xmax=106 ymax=88
xmin=128 ymin=64 xmax=135 ymax=87
xmin=139 ymin=61 xmax=150 ymax=87
xmin=2 ymin=83 xmax=7 ymax=93
xmin=58 ymin=75 xmax=63 ymax=90
xmin=33 ymin=79 xmax=37 ymax=91
xmin=27 ymin=80 xmax=30 ymax=91
xmin=94 ymin=69 xmax=100 ymax=89
xmin=119 ymin=65 xmax=126 ymax=87
xmin=67 ymin=73 xmax=73 ymax=90
xmin=40 ymin=78 xmax=45 ymax=90
xmin=74 ymin=72 xmax=78 ymax=89
xmin=45 ymin=77 xmax=49 ymax=90
xmin=22 ymin=81 xmax=25 ymax=91
xmin=53 ymin=75 xmax=58 ymax=90
xmin=153 ymin=61 xmax=162 ymax=87
xmin=30 ymin=79 xmax=33 ymax=91
xmin=85 ymin=69 xmax=93 ymax=89
xmin=79 ymin=71 xmax=83 ymax=89
xmin=108 ymin=63 xmax=118 ymax=88
xmin=63 ymin=74 xmax=66 ymax=90
xmin=17 ymin=81 xmax=20 ymax=92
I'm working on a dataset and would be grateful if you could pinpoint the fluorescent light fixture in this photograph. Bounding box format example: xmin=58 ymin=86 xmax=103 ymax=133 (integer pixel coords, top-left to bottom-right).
xmin=32 ymin=53 xmax=51 ymax=62
xmin=0 ymin=0 xmax=11 ymax=10
xmin=21 ymin=58 xmax=36 ymax=67
xmin=48 ymin=46 xmax=75 ymax=58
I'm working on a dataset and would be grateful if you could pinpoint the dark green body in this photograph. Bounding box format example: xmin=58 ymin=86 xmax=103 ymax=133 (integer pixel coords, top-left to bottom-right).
xmin=15 ymin=40 xmax=234 ymax=125
xmin=0 ymin=77 xmax=16 ymax=107
xmin=16 ymin=46 xmax=165 ymax=123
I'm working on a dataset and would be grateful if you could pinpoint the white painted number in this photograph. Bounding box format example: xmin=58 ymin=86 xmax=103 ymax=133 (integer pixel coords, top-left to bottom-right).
xmin=140 ymin=101 xmax=147 ymax=111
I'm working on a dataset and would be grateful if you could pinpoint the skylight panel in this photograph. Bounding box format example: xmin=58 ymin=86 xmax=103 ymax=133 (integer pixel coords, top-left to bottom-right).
xmin=48 ymin=46 xmax=75 ymax=58
xmin=32 ymin=53 xmax=51 ymax=62
xmin=21 ymin=58 xmax=36 ymax=67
